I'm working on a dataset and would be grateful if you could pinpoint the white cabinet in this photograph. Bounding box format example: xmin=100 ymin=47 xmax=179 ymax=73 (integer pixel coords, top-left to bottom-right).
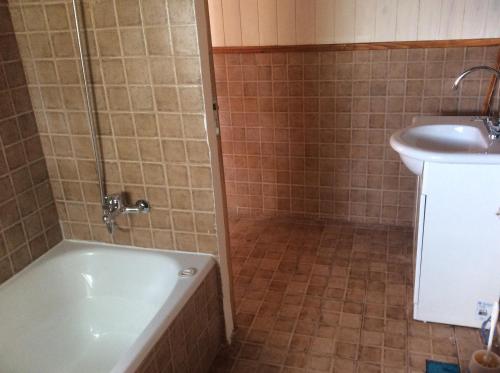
xmin=414 ymin=162 xmax=500 ymax=328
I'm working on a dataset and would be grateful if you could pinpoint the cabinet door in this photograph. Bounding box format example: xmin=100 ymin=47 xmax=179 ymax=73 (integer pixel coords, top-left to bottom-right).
xmin=415 ymin=163 xmax=500 ymax=328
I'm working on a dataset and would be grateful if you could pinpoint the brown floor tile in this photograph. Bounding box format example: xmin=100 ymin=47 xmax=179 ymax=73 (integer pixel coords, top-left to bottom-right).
xmin=209 ymin=216 xmax=484 ymax=373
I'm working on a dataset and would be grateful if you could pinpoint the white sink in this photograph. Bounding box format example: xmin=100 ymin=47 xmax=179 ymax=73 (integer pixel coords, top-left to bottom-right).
xmin=390 ymin=116 xmax=500 ymax=175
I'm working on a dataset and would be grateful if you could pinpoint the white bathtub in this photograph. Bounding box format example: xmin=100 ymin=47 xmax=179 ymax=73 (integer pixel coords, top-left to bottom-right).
xmin=0 ymin=240 xmax=216 ymax=373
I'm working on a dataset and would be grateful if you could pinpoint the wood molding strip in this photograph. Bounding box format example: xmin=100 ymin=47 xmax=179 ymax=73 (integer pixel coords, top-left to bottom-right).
xmin=211 ymin=38 xmax=500 ymax=54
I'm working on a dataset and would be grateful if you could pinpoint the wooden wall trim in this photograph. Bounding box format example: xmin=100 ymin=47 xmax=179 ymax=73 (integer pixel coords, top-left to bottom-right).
xmin=211 ymin=38 xmax=500 ymax=54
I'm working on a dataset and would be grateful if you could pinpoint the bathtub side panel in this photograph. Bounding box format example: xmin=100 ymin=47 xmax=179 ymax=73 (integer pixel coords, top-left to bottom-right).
xmin=135 ymin=265 xmax=224 ymax=373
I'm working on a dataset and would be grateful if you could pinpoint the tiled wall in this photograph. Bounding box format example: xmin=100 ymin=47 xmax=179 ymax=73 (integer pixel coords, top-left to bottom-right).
xmin=208 ymin=0 xmax=500 ymax=47
xmin=135 ymin=265 xmax=224 ymax=373
xmin=0 ymin=3 xmax=62 ymax=284
xmin=215 ymin=46 xmax=500 ymax=226
xmin=8 ymin=0 xmax=220 ymax=254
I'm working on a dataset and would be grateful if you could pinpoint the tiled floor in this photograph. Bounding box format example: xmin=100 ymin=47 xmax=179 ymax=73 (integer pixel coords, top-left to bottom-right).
xmin=210 ymin=217 xmax=484 ymax=373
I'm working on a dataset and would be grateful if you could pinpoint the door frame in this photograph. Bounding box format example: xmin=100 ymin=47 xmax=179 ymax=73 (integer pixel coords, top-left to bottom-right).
xmin=194 ymin=0 xmax=234 ymax=343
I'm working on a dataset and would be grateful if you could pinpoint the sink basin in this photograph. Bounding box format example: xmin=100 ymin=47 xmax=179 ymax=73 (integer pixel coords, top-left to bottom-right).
xmin=390 ymin=116 xmax=500 ymax=175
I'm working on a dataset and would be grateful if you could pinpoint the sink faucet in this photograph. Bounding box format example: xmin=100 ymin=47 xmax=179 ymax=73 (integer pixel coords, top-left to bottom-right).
xmin=103 ymin=193 xmax=150 ymax=233
xmin=452 ymin=65 xmax=500 ymax=139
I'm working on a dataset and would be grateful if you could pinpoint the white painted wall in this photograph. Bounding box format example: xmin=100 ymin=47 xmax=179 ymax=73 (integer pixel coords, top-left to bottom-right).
xmin=207 ymin=0 xmax=500 ymax=47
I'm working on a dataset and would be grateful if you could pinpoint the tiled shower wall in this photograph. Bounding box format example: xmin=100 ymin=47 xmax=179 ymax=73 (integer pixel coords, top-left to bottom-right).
xmin=0 ymin=3 xmax=61 ymax=284
xmin=8 ymin=0 xmax=220 ymax=254
xmin=215 ymin=46 xmax=500 ymax=226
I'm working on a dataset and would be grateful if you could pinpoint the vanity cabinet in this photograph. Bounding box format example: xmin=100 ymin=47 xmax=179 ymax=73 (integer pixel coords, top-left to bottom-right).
xmin=414 ymin=162 xmax=500 ymax=328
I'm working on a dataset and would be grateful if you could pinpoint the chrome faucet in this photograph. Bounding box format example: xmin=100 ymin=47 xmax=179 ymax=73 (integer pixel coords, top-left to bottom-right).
xmin=452 ymin=65 xmax=500 ymax=139
xmin=103 ymin=193 xmax=150 ymax=233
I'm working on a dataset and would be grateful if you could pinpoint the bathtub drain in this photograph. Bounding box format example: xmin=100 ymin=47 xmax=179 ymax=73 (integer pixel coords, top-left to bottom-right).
xmin=178 ymin=267 xmax=197 ymax=277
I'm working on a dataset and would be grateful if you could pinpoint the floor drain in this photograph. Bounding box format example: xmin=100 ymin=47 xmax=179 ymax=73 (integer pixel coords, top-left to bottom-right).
xmin=178 ymin=267 xmax=197 ymax=277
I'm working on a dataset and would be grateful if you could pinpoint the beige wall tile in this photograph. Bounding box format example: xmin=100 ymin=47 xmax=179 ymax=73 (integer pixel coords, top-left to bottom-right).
xmin=145 ymin=27 xmax=172 ymax=56
xmin=8 ymin=0 xmax=219 ymax=257
xmin=115 ymin=0 xmax=142 ymax=27
xmin=141 ymin=0 xmax=168 ymax=26
xmin=171 ymin=25 xmax=199 ymax=56
xmin=166 ymin=164 xmax=189 ymax=187
xmin=96 ymin=30 xmax=122 ymax=57
xmin=215 ymin=46 xmax=498 ymax=224
xmin=0 ymin=5 xmax=61 ymax=283
xmin=168 ymin=0 xmax=196 ymax=24
xmin=121 ymin=28 xmax=147 ymax=56
xmin=163 ymin=139 xmax=187 ymax=162
xmin=45 ymin=4 xmax=69 ymax=31
xmin=92 ymin=1 xmax=117 ymax=28
xmin=154 ymin=87 xmax=180 ymax=112
xmin=150 ymin=57 xmax=176 ymax=84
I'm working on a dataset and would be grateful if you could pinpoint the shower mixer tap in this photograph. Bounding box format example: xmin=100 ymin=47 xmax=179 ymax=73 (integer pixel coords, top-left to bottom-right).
xmin=103 ymin=193 xmax=150 ymax=233
xmin=70 ymin=0 xmax=151 ymax=235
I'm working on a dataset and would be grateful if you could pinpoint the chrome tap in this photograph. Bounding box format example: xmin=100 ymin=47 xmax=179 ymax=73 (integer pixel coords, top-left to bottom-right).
xmin=452 ymin=65 xmax=500 ymax=90
xmin=473 ymin=116 xmax=500 ymax=140
xmin=452 ymin=65 xmax=500 ymax=139
xmin=103 ymin=193 xmax=150 ymax=233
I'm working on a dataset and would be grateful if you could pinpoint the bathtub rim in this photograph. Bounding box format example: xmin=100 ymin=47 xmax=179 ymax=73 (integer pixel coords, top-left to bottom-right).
xmin=0 ymin=239 xmax=218 ymax=373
